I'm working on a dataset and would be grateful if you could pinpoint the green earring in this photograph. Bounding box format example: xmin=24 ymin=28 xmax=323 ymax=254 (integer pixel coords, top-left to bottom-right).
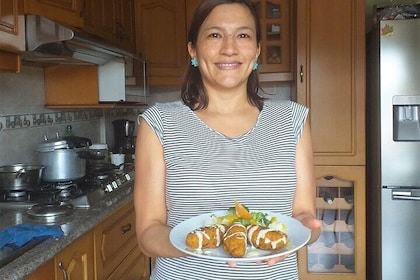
xmin=252 ymin=62 xmax=259 ymax=71
xmin=191 ymin=58 xmax=198 ymax=67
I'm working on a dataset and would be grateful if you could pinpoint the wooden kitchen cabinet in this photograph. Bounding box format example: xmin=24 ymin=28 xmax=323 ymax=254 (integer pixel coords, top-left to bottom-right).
xmin=0 ymin=0 xmax=23 ymax=72
xmin=295 ymin=1 xmax=366 ymax=279
xmin=135 ymin=0 xmax=188 ymax=86
xmin=296 ymin=0 xmax=365 ymax=166
xmin=298 ymin=166 xmax=366 ymax=280
xmin=94 ymin=200 xmax=150 ymax=280
xmin=27 ymin=232 xmax=95 ymax=280
xmin=26 ymin=200 xmax=150 ymax=279
xmin=26 ymin=232 xmax=95 ymax=280
xmin=43 ymin=64 xmax=104 ymax=108
xmin=84 ymin=0 xmax=136 ymax=52
xmin=55 ymin=231 xmax=95 ymax=280
xmin=23 ymin=0 xmax=84 ymax=28
xmin=252 ymin=0 xmax=293 ymax=81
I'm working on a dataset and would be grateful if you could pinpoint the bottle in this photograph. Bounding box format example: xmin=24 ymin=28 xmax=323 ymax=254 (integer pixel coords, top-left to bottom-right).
xmin=64 ymin=125 xmax=74 ymax=136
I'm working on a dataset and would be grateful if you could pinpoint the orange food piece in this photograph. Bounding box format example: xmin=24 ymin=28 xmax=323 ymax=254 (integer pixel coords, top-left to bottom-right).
xmin=234 ymin=200 xmax=252 ymax=219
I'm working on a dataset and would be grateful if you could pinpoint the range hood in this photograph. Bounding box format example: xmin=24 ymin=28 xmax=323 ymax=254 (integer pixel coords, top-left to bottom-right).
xmin=23 ymin=15 xmax=133 ymax=65
xmin=22 ymin=15 xmax=148 ymax=104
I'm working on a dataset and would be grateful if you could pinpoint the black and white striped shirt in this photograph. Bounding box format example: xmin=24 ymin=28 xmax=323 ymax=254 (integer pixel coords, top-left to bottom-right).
xmin=141 ymin=100 xmax=308 ymax=280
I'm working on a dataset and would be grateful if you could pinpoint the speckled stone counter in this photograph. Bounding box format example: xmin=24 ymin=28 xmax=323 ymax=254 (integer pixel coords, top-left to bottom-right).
xmin=0 ymin=183 xmax=134 ymax=280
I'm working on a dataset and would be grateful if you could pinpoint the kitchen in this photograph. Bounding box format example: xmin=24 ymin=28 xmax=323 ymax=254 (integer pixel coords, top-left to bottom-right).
xmin=0 ymin=0 xmax=413 ymax=279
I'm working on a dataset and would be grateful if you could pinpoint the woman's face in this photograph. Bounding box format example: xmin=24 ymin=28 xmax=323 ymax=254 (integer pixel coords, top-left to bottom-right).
xmin=189 ymin=3 xmax=260 ymax=93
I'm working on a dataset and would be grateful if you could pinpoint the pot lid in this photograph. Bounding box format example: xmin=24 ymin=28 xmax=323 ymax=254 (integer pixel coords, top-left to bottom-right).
xmin=37 ymin=136 xmax=92 ymax=152
xmin=37 ymin=139 xmax=69 ymax=152
xmin=26 ymin=202 xmax=74 ymax=218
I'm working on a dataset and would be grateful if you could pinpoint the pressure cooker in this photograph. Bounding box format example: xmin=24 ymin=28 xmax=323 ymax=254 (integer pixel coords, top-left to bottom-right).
xmin=37 ymin=136 xmax=92 ymax=182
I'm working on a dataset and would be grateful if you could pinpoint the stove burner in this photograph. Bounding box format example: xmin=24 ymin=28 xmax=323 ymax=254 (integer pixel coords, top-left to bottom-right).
xmin=58 ymin=186 xmax=82 ymax=199
xmin=55 ymin=181 xmax=77 ymax=190
xmin=95 ymin=174 xmax=109 ymax=180
xmin=6 ymin=190 xmax=28 ymax=199
xmin=0 ymin=167 xmax=134 ymax=208
xmin=26 ymin=201 xmax=74 ymax=222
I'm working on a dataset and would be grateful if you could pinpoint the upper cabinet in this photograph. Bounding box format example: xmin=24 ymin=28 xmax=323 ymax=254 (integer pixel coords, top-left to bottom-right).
xmin=253 ymin=0 xmax=293 ymax=81
xmin=135 ymin=0 xmax=188 ymax=86
xmin=296 ymin=0 xmax=365 ymax=166
xmin=135 ymin=0 xmax=293 ymax=86
xmin=23 ymin=0 xmax=84 ymax=28
xmin=84 ymin=0 xmax=136 ymax=52
xmin=0 ymin=0 xmax=23 ymax=72
xmin=23 ymin=0 xmax=135 ymax=52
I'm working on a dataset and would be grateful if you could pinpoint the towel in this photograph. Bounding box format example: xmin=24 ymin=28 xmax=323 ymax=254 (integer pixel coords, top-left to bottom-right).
xmin=0 ymin=224 xmax=64 ymax=249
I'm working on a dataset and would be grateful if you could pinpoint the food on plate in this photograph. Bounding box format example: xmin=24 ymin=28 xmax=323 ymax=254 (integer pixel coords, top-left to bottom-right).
xmin=247 ymin=224 xmax=288 ymax=250
xmin=185 ymin=224 xmax=227 ymax=250
xmin=223 ymin=223 xmax=248 ymax=257
xmin=234 ymin=200 xmax=252 ymax=219
xmin=184 ymin=201 xmax=288 ymax=257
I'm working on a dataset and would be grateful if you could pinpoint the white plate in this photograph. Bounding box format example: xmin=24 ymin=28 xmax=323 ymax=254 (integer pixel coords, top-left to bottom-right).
xmin=169 ymin=210 xmax=310 ymax=262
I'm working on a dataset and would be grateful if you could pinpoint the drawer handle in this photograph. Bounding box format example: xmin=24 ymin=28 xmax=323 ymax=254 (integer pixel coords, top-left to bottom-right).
xmin=58 ymin=261 xmax=69 ymax=280
xmin=121 ymin=223 xmax=132 ymax=234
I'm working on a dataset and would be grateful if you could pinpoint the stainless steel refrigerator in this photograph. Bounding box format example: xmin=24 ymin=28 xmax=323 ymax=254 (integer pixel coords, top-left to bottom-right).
xmin=367 ymin=17 xmax=420 ymax=280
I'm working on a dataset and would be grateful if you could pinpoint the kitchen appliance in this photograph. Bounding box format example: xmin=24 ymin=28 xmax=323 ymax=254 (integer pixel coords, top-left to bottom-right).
xmin=0 ymin=164 xmax=135 ymax=211
xmin=21 ymin=15 xmax=148 ymax=103
xmin=37 ymin=136 xmax=92 ymax=182
xmin=0 ymin=164 xmax=45 ymax=191
xmin=366 ymin=8 xmax=420 ymax=280
xmin=112 ymin=119 xmax=136 ymax=156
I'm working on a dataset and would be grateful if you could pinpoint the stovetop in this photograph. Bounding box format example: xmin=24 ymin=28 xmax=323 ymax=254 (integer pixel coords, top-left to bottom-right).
xmin=0 ymin=168 xmax=135 ymax=209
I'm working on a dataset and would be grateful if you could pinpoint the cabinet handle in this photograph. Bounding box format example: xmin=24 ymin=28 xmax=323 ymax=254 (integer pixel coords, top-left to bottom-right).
xmin=58 ymin=261 xmax=69 ymax=280
xmin=299 ymin=65 xmax=304 ymax=83
xmin=121 ymin=223 xmax=132 ymax=234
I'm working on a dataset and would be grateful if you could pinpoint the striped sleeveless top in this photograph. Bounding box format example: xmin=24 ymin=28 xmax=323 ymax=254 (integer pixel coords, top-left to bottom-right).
xmin=140 ymin=99 xmax=309 ymax=280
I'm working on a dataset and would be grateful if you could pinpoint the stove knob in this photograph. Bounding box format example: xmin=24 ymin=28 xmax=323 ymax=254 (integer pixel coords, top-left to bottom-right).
xmin=124 ymin=173 xmax=131 ymax=181
xmin=105 ymin=184 xmax=114 ymax=192
xmin=112 ymin=181 xmax=118 ymax=189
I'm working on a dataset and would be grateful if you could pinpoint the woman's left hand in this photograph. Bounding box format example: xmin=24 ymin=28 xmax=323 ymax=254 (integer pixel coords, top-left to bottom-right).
xmin=294 ymin=212 xmax=321 ymax=244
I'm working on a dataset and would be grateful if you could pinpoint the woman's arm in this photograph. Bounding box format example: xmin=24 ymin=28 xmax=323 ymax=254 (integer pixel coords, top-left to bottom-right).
xmin=134 ymin=118 xmax=186 ymax=258
xmin=293 ymin=122 xmax=321 ymax=244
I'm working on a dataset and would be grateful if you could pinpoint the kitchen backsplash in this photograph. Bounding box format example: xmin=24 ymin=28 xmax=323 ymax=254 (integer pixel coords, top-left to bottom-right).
xmin=0 ymin=66 xmax=143 ymax=166
xmin=0 ymin=65 xmax=291 ymax=166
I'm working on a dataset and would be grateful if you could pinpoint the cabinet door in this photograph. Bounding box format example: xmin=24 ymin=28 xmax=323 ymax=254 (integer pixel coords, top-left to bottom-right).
xmin=0 ymin=0 xmax=18 ymax=34
xmin=106 ymin=246 xmax=150 ymax=280
xmin=83 ymin=0 xmax=116 ymax=43
xmin=0 ymin=0 xmax=22 ymax=72
xmin=95 ymin=201 xmax=148 ymax=279
xmin=84 ymin=0 xmax=135 ymax=52
xmin=24 ymin=0 xmax=84 ymax=28
xmin=296 ymin=0 xmax=365 ymax=166
xmin=252 ymin=0 xmax=293 ymax=81
xmin=136 ymin=0 xmax=187 ymax=85
xmin=115 ymin=0 xmax=136 ymax=52
xmin=297 ymin=165 xmax=366 ymax=280
xmin=55 ymin=231 xmax=95 ymax=280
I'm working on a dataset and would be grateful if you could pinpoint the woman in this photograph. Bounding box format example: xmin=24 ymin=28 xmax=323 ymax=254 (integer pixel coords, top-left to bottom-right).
xmin=134 ymin=0 xmax=320 ymax=279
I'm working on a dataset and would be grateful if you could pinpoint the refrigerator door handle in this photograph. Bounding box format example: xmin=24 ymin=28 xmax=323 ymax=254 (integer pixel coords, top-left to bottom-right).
xmin=392 ymin=190 xmax=420 ymax=201
xmin=393 ymin=195 xmax=420 ymax=201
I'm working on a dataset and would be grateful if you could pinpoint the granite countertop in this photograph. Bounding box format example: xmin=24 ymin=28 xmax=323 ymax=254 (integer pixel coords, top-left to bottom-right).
xmin=0 ymin=183 xmax=134 ymax=280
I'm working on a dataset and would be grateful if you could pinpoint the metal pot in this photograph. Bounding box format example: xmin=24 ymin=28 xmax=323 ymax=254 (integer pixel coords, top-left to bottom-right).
xmin=0 ymin=164 xmax=45 ymax=191
xmin=37 ymin=136 xmax=91 ymax=182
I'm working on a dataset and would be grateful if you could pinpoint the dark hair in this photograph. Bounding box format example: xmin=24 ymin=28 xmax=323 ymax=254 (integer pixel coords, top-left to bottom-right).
xmin=181 ymin=0 xmax=264 ymax=111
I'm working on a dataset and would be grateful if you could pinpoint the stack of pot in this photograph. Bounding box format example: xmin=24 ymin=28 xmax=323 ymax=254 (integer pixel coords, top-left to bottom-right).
xmin=0 ymin=164 xmax=45 ymax=191
xmin=37 ymin=135 xmax=92 ymax=182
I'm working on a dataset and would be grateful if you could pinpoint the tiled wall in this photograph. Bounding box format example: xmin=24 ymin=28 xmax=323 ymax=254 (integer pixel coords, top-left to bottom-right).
xmin=0 ymin=65 xmax=291 ymax=166
xmin=0 ymin=66 xmax=143 ymax=166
